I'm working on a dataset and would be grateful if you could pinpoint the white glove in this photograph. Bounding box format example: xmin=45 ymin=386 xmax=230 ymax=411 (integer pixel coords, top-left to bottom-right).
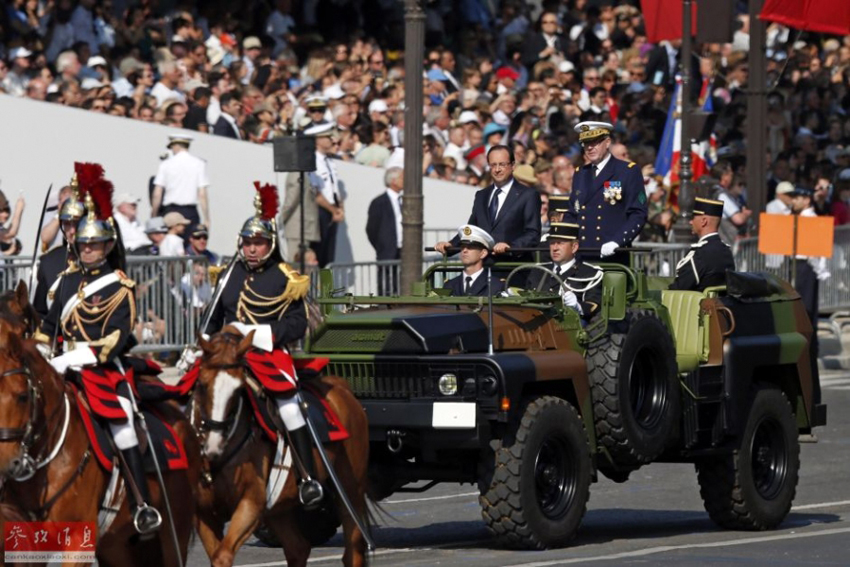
xmin=600 ymin=241 xmax=620 ymax=258
xmin=816 ymin=270 xmax=831 ymax=282
xmin=561 ymin=289 xmax=582 ymax=314
xmin=50 ymin=347 xmax=97 ymax=374
xmin=35 ymin=342 xmax=53 ymax=361
xmin=230 ymin=322 xmax=274 ymax=352
xmin=176 ymin=347 xmax=201 ymax=374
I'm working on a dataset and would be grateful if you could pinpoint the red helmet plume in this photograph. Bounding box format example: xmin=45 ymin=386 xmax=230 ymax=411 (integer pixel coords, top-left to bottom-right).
xmin=74 ymin=162 xmax=114 ymax=221
xmin=254 ymin=181 xmax=279 ymax=221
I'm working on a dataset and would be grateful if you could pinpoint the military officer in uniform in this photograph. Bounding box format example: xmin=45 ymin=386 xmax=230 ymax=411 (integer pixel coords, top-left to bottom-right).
xmin=205 ymin=182 xmax=324 ymax=509
xmin=35 ymin=163 xmax=162 ymax=537
xmin=527 ymin=222 xmax=603 ymax=320
xmin=562 ymin=121 xmax=647 ymax=264
xmin=668 ymin=197 xmax=736 ymax=292
xmin=443 ymin=224 xmax=505 ymax=297
xmin=33 ymin=175 xmax=86 ymax=318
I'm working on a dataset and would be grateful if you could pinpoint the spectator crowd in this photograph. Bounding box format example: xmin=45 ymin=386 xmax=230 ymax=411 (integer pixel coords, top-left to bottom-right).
xmin=2 ymin=0 xmax=850 ymax=257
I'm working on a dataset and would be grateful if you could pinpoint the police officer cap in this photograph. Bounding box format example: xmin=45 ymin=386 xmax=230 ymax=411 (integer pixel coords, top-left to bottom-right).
xmin=548 ymin=222 xmax=580 ymax=240
xmin=303 ymin=123 xmax=336 ymax=137
xmin=549 ymin=194 xmax=571 ymax=213
xmin=457 ymin=224 xmax=495 ymax=250
xmin=692 ymin=197 xmax=724 ymax=217
xmin=789 ymin=186 xmax=813 ymax=197
xmin=167 ymin=133 xmax=194 ymax=147
xmin=575 ymin=121 xmax=613 ymax=142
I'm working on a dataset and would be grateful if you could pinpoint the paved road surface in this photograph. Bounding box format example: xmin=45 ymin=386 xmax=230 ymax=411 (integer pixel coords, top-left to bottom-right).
xmin=184 ymin=370 xmax=850 ymax=566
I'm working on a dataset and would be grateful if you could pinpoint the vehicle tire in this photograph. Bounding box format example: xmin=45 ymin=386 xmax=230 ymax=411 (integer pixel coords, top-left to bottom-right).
xmin=586 ymin=308 xmax=680 ymax=466
xmin=696 ymin=386 xmax=800 ymax=530
xmin=479 ymin=396 xmax=592 ymax=549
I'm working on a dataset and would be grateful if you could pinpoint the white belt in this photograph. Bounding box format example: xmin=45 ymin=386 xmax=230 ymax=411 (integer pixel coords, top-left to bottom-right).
xmin=63 ymin=341 xmax=90 ymax=353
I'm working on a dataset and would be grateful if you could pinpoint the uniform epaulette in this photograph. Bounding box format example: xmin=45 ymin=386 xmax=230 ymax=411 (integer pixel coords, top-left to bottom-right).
xmin=628 ymin=162 xmax=637 ymax=168
xmin=115 ymin=270 xmax=136 ymax=288
xmin=208 ymin=264 xmax=227 ymax=287
xmin=575 ymin=166 xmax=581 ymax=172
xmin=278 ymin=262 xmax=310 ymax=301
xmin=60 ymin=262 xmax=80 ymax=276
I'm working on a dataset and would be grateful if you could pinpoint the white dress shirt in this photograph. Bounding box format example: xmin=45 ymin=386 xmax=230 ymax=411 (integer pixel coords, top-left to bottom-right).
xmin=386 ymin=189 xmax=403 ymax=248
xmin=488 ymin=178 xmax=514 ymax=219
xmin=315 ymin=151 xmax=341 ymax=203
xmin=153 ymin=151 xmax=210 ymax=206
xmin=113 ymin=211 xmax=152 ymax=251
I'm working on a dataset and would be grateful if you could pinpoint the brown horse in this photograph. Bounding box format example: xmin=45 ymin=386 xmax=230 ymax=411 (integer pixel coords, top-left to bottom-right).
xmin=0 ymin=287 xmax=201 ymax=567
xmin=192 ymin=327 xmax=370 ymax=567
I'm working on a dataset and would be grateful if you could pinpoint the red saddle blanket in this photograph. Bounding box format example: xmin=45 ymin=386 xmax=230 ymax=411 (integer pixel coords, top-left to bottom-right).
xmin=72 ymin=385 xmax=189 ymax=473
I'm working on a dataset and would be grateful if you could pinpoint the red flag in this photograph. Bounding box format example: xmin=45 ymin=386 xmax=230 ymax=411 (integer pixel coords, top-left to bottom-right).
xmin=640 ymin=0 xmax=699 ymax=44
xmin=760 ymin=0 xmax=850 ymax=36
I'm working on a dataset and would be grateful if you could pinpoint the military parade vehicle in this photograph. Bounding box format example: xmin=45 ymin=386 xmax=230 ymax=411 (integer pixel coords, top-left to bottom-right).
xmin=296 ymin=257 xmax=827 ymax=549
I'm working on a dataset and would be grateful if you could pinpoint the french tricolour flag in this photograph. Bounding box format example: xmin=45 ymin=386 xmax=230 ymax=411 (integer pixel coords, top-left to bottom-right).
xmin=654 ymin=76 xmax=716 ymax=211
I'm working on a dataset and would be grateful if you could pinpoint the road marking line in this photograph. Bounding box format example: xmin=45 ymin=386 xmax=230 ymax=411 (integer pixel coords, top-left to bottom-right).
xmin=501 ymin=527 xmax=850 ymax=567
xmin=236 ymin=540 xmax=482 ymax=566
xmin=384 ymin=491 xmax=479 ymax=504
xmin=792 ymin=499 xmax=850 ymax=510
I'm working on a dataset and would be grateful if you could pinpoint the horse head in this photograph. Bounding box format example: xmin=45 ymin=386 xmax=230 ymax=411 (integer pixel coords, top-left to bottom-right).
xmin=194 ymin=326 xmax=255 ymax=459
xmin=0 ymin=331 xmax=62 ymax=480
xmin=0 ymin=281 xmax=39 ymax=340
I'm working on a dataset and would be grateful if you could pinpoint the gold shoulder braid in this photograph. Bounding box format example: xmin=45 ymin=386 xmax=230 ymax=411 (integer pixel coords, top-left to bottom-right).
xmin=278 ymin=263 xmax=310 ymax=302
xmin=115 ymin=270 xmax=135 ymax=288
xmin=62 ymin=281 xmax=136 ymax=345
xmin=208 ymin=264 xmax=227 ymax=287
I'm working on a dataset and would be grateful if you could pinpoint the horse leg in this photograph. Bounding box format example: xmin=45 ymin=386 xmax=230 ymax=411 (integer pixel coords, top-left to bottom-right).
xmin=210 ymin=495 xmax=264 ymax=567
xmin=197 ymin=513 xmax=225 ymax=561
xmin=270 ymin=512 xmax=312 ymax=567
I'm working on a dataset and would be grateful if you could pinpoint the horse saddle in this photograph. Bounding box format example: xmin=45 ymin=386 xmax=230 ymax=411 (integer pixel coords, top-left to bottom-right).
xmin=73 ymin=385 xmax=189 ymax=473
xmin=246 ymin=381 xmax=350 ymax=445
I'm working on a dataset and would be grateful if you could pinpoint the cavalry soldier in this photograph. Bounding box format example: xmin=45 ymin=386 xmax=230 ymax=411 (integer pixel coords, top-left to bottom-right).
xmin=668 ymin=197 xmax=736 ymax=292
xmin=527 ymin=222 xmax=603 ymax=320
xmin=562 ymin=121 xmax=647 ymax=264
xmin=35 ymin=163 xmax=163 ymax=537
xmin=205 ymin=182 xmax=324 ymax=508
xmin=33 ymin=175 xmax=86 ymax=318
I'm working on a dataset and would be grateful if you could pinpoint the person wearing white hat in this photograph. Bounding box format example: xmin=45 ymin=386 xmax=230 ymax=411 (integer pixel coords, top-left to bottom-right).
xmin=443 ymin=225 xmax=505 ymax=297
xmin=2 ymin=46 xmax=33 ymax=97
xmin=561 ymin=121 xmax=647 ymax=262
xmin=766 ymin=181 xmax=795 ymax=215
xmin=113 ymin=192 xmax=152 ymax=252
xmin=152 ymin=133 xmax=210 ymax=241
xmin=305 ymin=123 xmax=345 ymax=267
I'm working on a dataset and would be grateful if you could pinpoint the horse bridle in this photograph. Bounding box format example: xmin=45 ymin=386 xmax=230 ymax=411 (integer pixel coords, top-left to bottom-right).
xmin=0 ymin=365 xmax=50 ymax=481
xmin=193 ymin=361 xmax=245 ymax=437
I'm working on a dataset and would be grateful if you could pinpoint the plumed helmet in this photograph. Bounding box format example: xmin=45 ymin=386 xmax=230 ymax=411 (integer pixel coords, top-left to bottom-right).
xmin=74 ymin=162 xmax=116 ymax=244
xmin=58 ymin=173 xmax=87 ymax=222
xmin=238 ymin=181 xmax=280 ymax=265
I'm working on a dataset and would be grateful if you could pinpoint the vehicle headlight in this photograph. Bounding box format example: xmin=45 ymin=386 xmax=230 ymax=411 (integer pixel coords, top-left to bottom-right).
xmin=438 ymin=373 xmax=458 ymax=396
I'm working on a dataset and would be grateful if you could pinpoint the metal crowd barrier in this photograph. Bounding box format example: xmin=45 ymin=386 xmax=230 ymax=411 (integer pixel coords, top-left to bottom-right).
xmin=2 ymin=227 xmax=848 ymax=352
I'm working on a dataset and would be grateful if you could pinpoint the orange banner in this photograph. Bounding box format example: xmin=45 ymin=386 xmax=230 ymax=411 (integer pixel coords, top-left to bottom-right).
xmin=758 ymin=213 xmax=833 ymax=258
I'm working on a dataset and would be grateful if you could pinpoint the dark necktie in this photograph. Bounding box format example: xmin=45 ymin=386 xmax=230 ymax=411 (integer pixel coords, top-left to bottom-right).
xmin=489 ymin=187 xmax=501 ymax=224
xmin=593 ymin=164 xmax=599 ymax=178
xmin=464 ymin=276 xmax=473 ymax=295
xmin=554 ymin=264 xmax=561 ymax=276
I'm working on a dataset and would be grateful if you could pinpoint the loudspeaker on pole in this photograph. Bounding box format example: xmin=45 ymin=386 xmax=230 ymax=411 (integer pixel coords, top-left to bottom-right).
xmin=273 ymin=136 xmax=317 ymax=172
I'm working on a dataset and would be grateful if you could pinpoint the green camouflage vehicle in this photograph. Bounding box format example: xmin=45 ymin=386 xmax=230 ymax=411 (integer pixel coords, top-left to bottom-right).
xmin=299 ymin=260 xmax=827 ymax=549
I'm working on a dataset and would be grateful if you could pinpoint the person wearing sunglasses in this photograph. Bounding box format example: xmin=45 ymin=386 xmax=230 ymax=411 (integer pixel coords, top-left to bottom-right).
xmin=185 ymin=223 xmax=219 ymax=263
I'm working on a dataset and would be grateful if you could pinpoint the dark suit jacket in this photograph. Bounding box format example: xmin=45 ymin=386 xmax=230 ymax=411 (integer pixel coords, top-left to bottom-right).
xmin=366 ymin=192 xmax=400 ymax=260
xmin=444 ymin=271 xmax=506 ymax=297
xmin=563 ymin=156 xmax=647 ymax=251
xmin=645 ymin=45 xmax=701 ymax=97
xmin=668 ymin=234 xmax=735 ymax=292
xmin=521 ymin=33 xmax=569 ymax=71
xmin=450 ymin=180 xmax=541 ymax=251
xmin=526 ymin=260 xmax=603 ymax=319
xmin=213 ymin=115 xmax=239 ymax=138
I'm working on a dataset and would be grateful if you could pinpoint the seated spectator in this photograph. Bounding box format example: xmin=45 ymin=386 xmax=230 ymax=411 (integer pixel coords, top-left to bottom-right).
xmin=113 ymin=193 xmax=152 ymax=252
xmin=134 ymin=217 xmax=168 ymax=256
xmin=160 ymin=212 xmax=190 ymax=256
xmin=185 ymin=224 xmax=219 ymax=263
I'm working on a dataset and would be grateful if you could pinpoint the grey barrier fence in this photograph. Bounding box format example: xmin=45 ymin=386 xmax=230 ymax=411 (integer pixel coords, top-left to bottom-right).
xmin=1 ymin=227 xmax=847 ymax=352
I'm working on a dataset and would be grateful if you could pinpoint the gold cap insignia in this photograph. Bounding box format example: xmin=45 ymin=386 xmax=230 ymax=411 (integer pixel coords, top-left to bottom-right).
xmin=462 ymin=226 xmax=472 ymax=236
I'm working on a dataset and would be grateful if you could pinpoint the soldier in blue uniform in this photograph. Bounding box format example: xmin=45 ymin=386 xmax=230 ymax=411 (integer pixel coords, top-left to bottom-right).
xmin=36 ymin=163 xmax=163 ymax=537
xmin=33 ymin=176 xmax=86 ymax=318
xmin=526 ymin=222 xmax=604 ymax=321
xmin=668 ymin=197 xmax=736 ymax=292
xmin=205 ymin=182 xmax=324 ymax=509
xmin=562 ymin=121 xmax=647 ymax=264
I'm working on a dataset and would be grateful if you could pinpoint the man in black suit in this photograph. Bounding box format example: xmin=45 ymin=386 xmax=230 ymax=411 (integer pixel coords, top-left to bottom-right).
xmin=435 ymin=145 xmax=541 ymax=259
xmin=521 ymin=11 xmax=569 ymax=73
xmin=443 ymin=225 xmax=505 ymax=297
xmin=366 ymin=166 xmax=403 ymax=295
xmin=527 ymin=223 xmax=603 ymax=321
xmin=212 ymin=92 xmax=242 ymax=139
xmin=669 ymin=197 xmax=735 ymax=292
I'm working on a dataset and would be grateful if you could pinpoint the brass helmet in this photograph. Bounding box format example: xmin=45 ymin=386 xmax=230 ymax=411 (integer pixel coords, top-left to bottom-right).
xmin=58 ymin=173 xmax=87 ymax=222
xmin=73 ymin=162 xmax=116 ymax=244
xmin=238 ymin=182 xmax=279 ymax=264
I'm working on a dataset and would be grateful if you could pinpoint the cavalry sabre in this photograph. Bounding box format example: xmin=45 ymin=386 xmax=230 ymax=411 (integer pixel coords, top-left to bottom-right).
xmin=27 ymin=184 xmax=52 ymax=298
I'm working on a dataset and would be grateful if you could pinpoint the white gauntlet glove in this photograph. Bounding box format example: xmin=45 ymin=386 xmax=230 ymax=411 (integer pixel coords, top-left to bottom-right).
xmin=50 ymin=347 xmax=97 ymax=374
xmin=561 ymin=289 xmax=582 ymax=314
xmin=600 ymin=241 xmax=620 ymax=257
xmin=230 ymin=322 xmax=274 ymax=352
xmin=176 ymin=347 xmax=201 ymax=374
xmin=35 ymin=342 xmax=53 ymax=361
